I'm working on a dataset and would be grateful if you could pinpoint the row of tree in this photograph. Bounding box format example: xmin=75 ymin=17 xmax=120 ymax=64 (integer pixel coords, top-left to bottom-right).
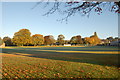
xmin=0 ymin=28 xmax=114 ymax=46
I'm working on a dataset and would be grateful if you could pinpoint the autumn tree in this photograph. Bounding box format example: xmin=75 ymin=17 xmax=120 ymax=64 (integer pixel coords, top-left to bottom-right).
xmin=107 ymin=37 xmax=114 ymax=42
xmin=84 ymin=37 xmax=91 ymax=44
xmin=0 ymin=37 xmax=3 ymax=45
xmin=12 ymin=29 xmax=32 ymax=46
xmin=70 ymin=35 xmax=83 ymax=45
xmin=57 ymin=34 xmax=65 ymax=45
xmin=32 ymin=34 xmax=44 ymax=46
xmin=70 ymin=36 xmax=77 ymax=45
xmin=84 ymin=32 xmax=101 ymax=45
xmin=90 ymin=32 xmax=101 ymax=45
xmin=64 ymin=40 xmax=70 ymax=44
xmin=3 ymin=36 xmax=12 ymax=46
xmin=114 ymin=37 xmax=120 ymax=40
xmin=76 ymin=35 xmax=83 ymax=44
xmin=35 ymin=1 xmax=120 ymax=22
xmin=44 ymin=35 xmax=56 ymax=45
xmin=113 ymin=37 xmax=120 ymax=41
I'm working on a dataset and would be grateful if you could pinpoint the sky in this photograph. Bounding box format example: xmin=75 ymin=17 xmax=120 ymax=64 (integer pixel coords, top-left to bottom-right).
xmin=0 ymin=2 xmax=118 ymax=40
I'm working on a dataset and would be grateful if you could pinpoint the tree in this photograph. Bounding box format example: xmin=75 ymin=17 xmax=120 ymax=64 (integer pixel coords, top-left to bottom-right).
xmin=12 ymin=29 xmax=32 ymax=46
xmin=70 ymin=35 xmax=83 ymax=45
xmin=114 ymin=37 xmax=120 ymax=40
xmin=84 ymin=37 xmax=91 ymax=44
xmin=44 ymin=35 xmax=56 ymax=45
xmin=76 ymin=35 xmax=83 ymax=44
xmin=64 ymin=40 xmax=70 ymax=44
xmin=32 ymin=34 xmax=44 ymax=46
xmin=107 ymin=37 xmax=114 ymax=42
xmin=0 ymin=37 xmax=3 ymax=45
xmin=36 ymin=1 xmax=120 ymax=21
xmin=84 ymin=32 xmax=101 ymax=45
xmin=70 ymin=36 xmax=77 ymax=45
xmin=114 ymin=37 xmax=120 ymax=41
xmin=57 ymin=34 xmax=65 ymax=45
xmin=3 ymin=36 xmax=12 ymax=46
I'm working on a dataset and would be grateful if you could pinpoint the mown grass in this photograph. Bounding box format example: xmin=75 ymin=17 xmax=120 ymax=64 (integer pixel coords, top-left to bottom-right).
xmin=1 ymin=46 xmax=120 ymax=79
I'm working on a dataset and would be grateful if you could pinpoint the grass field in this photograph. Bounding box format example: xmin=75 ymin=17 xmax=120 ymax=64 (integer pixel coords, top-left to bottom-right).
xmin=1 ymin=46 xmax=120 ymax=79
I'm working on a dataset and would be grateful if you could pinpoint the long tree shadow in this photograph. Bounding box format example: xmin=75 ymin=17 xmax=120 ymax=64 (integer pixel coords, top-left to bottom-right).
xmin=16 ymin=46 xmax=120 ymax=51
xmin=2 ymin=47 xmax=119 ymax=67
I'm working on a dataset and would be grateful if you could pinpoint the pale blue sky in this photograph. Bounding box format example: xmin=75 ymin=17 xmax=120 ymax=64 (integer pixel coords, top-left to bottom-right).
xmin=1 ymin=2 xmax=118 ymax=40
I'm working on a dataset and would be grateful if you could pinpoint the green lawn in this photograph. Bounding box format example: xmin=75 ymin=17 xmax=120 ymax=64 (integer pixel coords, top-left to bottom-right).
xmin=1 ymin=46 xmax=120 ymax=79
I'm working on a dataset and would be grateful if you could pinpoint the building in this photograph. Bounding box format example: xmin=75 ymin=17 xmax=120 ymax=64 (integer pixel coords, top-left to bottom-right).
xmin=110 ymin=40 xmax=120 ymax=46
xmin=64 ymin=44 xmax=71 ymax=46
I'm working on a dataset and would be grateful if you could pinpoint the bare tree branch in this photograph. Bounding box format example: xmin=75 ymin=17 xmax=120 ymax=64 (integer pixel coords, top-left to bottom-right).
xmin=33 ymin=1 xmax=120 ymax=22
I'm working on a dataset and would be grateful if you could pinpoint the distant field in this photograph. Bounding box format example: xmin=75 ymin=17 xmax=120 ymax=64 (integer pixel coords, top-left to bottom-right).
xmin=1 ymin=46 xmax=120 ymax=79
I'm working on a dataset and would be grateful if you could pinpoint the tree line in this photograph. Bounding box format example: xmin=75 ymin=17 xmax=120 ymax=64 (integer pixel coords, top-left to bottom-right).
xmin=0 ymin=29 xmax=119 ymax=46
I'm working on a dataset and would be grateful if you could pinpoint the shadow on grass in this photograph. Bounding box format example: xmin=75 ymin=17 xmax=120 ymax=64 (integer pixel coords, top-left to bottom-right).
xmin=2 ymin=47 xmax=119 ymax=67
xmin=14 ymin=46 xmax=120 ymax=51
